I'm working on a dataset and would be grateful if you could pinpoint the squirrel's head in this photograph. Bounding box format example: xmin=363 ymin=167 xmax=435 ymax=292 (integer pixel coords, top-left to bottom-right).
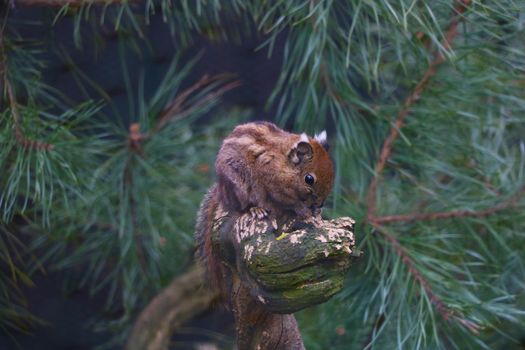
xmin=288 ymin=131 xmax=334 ymax=218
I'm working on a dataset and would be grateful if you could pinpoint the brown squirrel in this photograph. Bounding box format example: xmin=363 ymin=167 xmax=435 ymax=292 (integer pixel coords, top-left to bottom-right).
xmin=195 ymin=121 xmax=334 ymax=292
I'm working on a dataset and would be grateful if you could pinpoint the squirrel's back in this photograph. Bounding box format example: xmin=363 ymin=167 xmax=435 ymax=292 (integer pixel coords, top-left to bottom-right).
xmin=215 ymin=121 xmax=333 ymax=218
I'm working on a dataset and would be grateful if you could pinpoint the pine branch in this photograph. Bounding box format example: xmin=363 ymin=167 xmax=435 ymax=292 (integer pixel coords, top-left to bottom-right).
xmin=306 ymin=1 xmax=341 ymax=104
xmin=120 ymin=74 xmax=239 ymax=271
xmin=366 ymin=0 xmax=471 ymax=222
xmin=1 ymin=31 xmax=54 ymax=151
xmin=122 ymin=145 xmax=148 ymax=272
xmin=372 ymin=185 xmax=524 ymax=224
xmin=124 ymin=74 xmax=239 ymax=152
xmin=149 ymin=74 xmax=240 ymax=136
xmin=123 ymin=74 xmax=239 ymax=162
xmin=376 ymin=225 xmax=481 ymax=335
xmin=360 ymin=0 xmax=489 ymax=337
xmin=4 ymin=68 xmax=54 ymax=151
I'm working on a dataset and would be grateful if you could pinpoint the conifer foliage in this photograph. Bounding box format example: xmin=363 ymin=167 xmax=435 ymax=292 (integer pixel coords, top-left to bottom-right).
xmin=1 ymin=1 xmax=525 ymax=349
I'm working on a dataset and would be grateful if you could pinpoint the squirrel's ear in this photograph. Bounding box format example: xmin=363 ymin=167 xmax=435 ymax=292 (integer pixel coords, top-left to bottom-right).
xmin=314 ymin=130 xmax=329 ymax=151
xmin=289 ymin=134 xmax=313 ymax=165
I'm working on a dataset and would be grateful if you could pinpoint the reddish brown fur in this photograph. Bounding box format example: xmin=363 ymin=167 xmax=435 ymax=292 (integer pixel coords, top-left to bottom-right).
xmin=195 ymin=185 xmax=224 ymax=294
xmin=215 ymin=121 xmax=334 ymax=219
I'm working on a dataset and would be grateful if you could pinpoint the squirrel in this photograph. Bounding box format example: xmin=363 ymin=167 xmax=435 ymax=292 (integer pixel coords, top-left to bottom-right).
xmin=195 ymin=121 xmax=334 ymax=294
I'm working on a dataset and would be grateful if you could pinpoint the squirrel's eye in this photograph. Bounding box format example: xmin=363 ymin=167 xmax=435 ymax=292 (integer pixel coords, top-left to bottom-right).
xmin=304 ymin=173 xmax=315 ymax=186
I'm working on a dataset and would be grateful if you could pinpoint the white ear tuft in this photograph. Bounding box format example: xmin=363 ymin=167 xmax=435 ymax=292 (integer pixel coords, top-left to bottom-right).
xmin=300 ymin=133 xmax=309 ymax=143
xmin=314 ymin=130 xmax=327 ymax=144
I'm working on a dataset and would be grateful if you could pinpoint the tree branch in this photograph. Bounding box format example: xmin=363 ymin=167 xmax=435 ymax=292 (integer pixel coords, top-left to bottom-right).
xmin=122 ymin=138 xmax=149 ymax=272
xmin=372 ymin=183 xmax=524 ymax=225
xmin=126 ymin=264 xmax=220 ymax=350
xmin=376 ymin=225 xmax=480 ymax=334
xmin=146 ymin=74 xmax=240 ymax=139
xmin=1 ymin=30 xmax=54 ymax=151
xmin=366 ymin=0 xmax=471 ymax=221
xmin=124 ymin=74 xmax=239 ymax=152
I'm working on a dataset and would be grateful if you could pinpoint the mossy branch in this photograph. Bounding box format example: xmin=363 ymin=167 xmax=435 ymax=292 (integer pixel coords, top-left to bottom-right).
xmin=211 ymin=208 xmax=359 ymax=349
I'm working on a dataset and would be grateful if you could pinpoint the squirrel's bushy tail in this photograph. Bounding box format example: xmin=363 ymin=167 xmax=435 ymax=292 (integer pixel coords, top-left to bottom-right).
xmin=195 ymin=184 xmax=226 ymax=296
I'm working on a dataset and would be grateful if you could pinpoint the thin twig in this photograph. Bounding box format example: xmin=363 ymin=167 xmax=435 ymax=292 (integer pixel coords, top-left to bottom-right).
xmin=5 ymin=76 xmax=54 ymax=150
xmin=126 ymin=74 xmax=239 ymax=150
xmin=366 ymin=0 xmax=471 ymax=221
xmin=161 ymin=80 xmax=240 ymax=123
xmin=156 ymin=75 xmax=225 ymax=128
xmin=150 ymin=74 xmax=239 ymax=135
xmin=372 ymin=185 xmax=524 ymax=225
xmin=376 ymin=225 xmax=481 ymax=334
xmin=122 ymin=147 xmax=149 ymax=272
xmin=373 ymin=202 xmax=521 ymax=224
xmin=2 ymin=25 xmax=54 ymax=150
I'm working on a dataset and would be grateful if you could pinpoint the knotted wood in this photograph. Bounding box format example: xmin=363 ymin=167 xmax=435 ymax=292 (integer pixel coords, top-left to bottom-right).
xmin=212 ymin=206 xmax=358 ymax=349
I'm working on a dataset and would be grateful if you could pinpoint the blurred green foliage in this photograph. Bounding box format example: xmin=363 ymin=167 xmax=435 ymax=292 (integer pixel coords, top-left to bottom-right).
xmin=1 ymin=1 xmax=525 ymax=349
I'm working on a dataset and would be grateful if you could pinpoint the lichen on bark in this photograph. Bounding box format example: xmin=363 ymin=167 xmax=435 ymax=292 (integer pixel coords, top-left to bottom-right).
xmin=211 ymin=206 xmax=359 ymax=348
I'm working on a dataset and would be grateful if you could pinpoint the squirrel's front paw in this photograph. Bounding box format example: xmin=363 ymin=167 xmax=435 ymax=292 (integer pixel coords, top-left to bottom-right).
xmin=249 ymin=207 xmax=268 ymax=219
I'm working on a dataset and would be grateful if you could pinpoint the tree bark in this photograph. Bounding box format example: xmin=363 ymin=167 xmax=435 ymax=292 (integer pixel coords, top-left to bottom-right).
xmin=231 ymin=274 xmax=305 ymax=350
xmin=212 ymin=209 xmax=358 ymax=348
